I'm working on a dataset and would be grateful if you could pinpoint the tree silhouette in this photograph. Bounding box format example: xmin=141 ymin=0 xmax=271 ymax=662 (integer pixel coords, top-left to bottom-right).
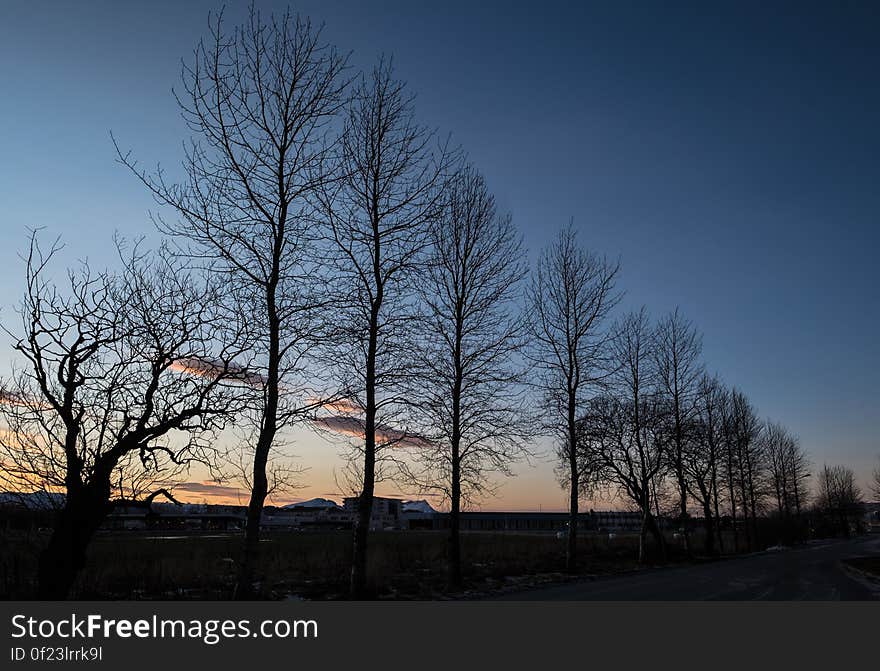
xmin=527 ymin=225 xmax=619 ymax=572
xmin=0 ymin=232 xmax=244 ymax=598
xmin=116 ymin=5 xmax=348 ymax=598
xmin=404 ymin=165 xmax=529 ymax=589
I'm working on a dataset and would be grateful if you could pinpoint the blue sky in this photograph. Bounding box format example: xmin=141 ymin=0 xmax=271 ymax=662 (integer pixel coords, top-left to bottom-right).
xmin=0 ymin=1 xmax=877 ymax=507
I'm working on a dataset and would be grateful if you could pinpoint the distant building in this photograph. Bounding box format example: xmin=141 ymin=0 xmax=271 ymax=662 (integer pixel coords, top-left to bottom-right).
xmin=343 ymin=496 xmax=404 ymax=530
xmin=102 ymin=503 xmax=246 ymax=531
xmin=263 ymin=498 xmax=349 ymax=529
xmin=5 ymin=492 xmax=653 ymax=534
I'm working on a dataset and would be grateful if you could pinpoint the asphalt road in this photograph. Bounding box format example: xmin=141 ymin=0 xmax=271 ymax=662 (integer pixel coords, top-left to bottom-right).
xmin=499 ymin=535 xmax=880 ymax=600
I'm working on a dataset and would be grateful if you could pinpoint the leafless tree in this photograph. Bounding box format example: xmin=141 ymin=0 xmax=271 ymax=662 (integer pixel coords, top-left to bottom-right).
xmin=872 ymin=457 xmax=880 ymax=502
xmin=115 ymin=6 xmax=348 ymax=597
xmin=653 ymin=308 xmax=703 ymax=554
xmin=815 ymin=464 xmax=862 ymax=537
xmin=317 ymin=58 xmax=454 ymax=597
xmin=685 ymin=373 xmax=727 ymax=555
xmin=718 ymin=393 xmax=741 ymax=551
xmin=761 ymin=420 xmax=810 ymax=519
xmin=579 ymin=309 xmax=668 ymax=563
xmin=527 ymin=225 xmax=619 ymax=572
xmin=402 ymin=165 xmax=529 ymax=589
xmin=724 ymin=388 xmax=766 ymax=550
xmin=0 ymin=233 xmax=243 ymax=598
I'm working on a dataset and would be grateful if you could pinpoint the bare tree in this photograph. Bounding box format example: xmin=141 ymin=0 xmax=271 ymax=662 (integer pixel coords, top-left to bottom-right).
xmin=579 ymin=309 xmax=668 ymax=563
xmin=527 ymin=225 xmax=619 ymax=572
xmin=785 ymin=434 xmax=811 ymax=516
xmin=871 ymin=456 xmax=880 ymax=502
xmin=719 ymin=393 xmax=741 ymax=551
xmin=0 ymin=233 xmax=242 ymax=598
xmin=725 ymin=388 xmax=766 ymax=550
xmin=115 ymin=6 xmax=348 ymax=598
xmin=318 ymin=58 xmax=453 ymax=597
xmin=761 ymin=421 xmax=810 ymax=519
xmin=686 ymin=373 xmax=727 ymax=555
xmin=653 ymin=308 xmax=703 ymax=554
xmin=816 ymin=464 xmax=862 ymax=537
xmin=403 ymin=165 xmax=528 ymax=589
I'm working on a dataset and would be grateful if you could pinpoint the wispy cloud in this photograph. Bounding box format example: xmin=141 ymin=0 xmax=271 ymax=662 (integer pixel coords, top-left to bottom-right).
xmin=305 ymin=397 xmax=361 ymax=414
xmin=168 ymin=357 xmax=266 ymax=387
xmin=312 ymin=415 xmax=431 ymax=449
xmin=171 ymin=481 xmax=248 ymax=505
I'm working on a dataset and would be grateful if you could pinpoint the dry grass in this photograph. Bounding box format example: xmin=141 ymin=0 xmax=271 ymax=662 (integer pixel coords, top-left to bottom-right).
xmin=1 ymin=529 xmax=682 ymax=599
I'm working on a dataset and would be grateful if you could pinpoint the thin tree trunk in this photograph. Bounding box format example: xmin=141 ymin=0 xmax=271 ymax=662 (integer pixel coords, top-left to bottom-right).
xmin=236 ymin=436 xmax=271 ymax=598
xmin=350 ymin=280 xmax=381 ymax=598
xmin=448 ymin=309 xmax=464 ymax=590
xmin=745 ymin=452 xmax=760 ymax=549
xmin=566 ymin=400 xmax=578 ymax=573
xmin=726 ymin=457 xmax=739 ymax=553
xmin=448 ymin=453 xmax=462 ymax=589
xmin=702 ymin=498 xmax=716 ymax=556
xmin=674 ymin=413 xmax=690 ymax=556
xmin=646 ymin=510 xmax=665 ymax=561
xmin=350 ymin=384 xmax=377 ymax=597
xmin=711 ymin=465 xmax=725 ymax=554
xmin=235 ymin=282 xmax=280 ymax=600
xmin=638 ymin=512 xmax=648 ymax=564
xmin=567 ymin=459 xmax=578 ymax=573
xmin=738 ymin=451 xmax=751 ymax=551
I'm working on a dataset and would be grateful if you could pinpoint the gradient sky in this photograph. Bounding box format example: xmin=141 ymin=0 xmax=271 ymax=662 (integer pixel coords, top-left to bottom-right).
xmin=0 ymin=1 xmax=877 ymax=510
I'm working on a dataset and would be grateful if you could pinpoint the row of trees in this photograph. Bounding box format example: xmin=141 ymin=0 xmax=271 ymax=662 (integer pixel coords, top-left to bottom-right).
xmin=574 ymin=325 xmax=812 ymax=562
xmin=0 ymin=7 xmax=873 ymax=599
xmin=571 ymin=314 xmax=875 ymax=562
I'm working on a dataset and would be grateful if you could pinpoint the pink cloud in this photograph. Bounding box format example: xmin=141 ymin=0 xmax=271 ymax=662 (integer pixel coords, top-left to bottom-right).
xmin=168 ymin=357 xmax=266 ymax=387
xmin=312 ymin=414 xmax=431 ymax=449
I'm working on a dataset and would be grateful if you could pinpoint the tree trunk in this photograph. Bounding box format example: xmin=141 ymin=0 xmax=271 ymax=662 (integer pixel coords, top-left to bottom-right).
xmin=674 ymin=423 xmax=690 ymax=557
xmin=638 ymin=512 xmax=648 ymax=564
xmin=738 ymin=454 xmax=751 ymax=551
xmin=711 ymin=462 xmax=725 ymax=554
xmin=236 ymin=440 xmax=270 ymax=599
xmin=726 ymin=448 xmax=739 ymax=553
xmin=566 ymin=423 xmax=578 ymax=573
xmin=702 ymin=500 xmax=716 ymax=556
xmin=678 ymin=472 xmax=691 ymax=555
xmin=351 ymin=288 xmax=380 ymax=598
xmin=639 ymin=508 xmax=666 ymax=562
xmin=235 ymin=283 xmax=280 ymax=600
xmin=448 ymin=454 xmax=462 ymax=589
xmin=645 ymin=510 xmax=666 ymax=562
xmin=746 ymin=460 xmax=760 ymax=550
xmin=350 ymin=404 xmax=376 ymax=598
xmin=564 ymin=380 xmax=579 ymax=573
xmin=350 ymin=474 xmax=374 ymax=598
xmin=38 ymin=486 xmax=109 ymax=599
xmin=448 ymin=323 xmax=463 ymax=590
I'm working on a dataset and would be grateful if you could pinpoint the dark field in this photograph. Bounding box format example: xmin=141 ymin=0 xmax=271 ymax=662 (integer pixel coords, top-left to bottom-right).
xmin=1 ymin=529 xmax=709 ymax=600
